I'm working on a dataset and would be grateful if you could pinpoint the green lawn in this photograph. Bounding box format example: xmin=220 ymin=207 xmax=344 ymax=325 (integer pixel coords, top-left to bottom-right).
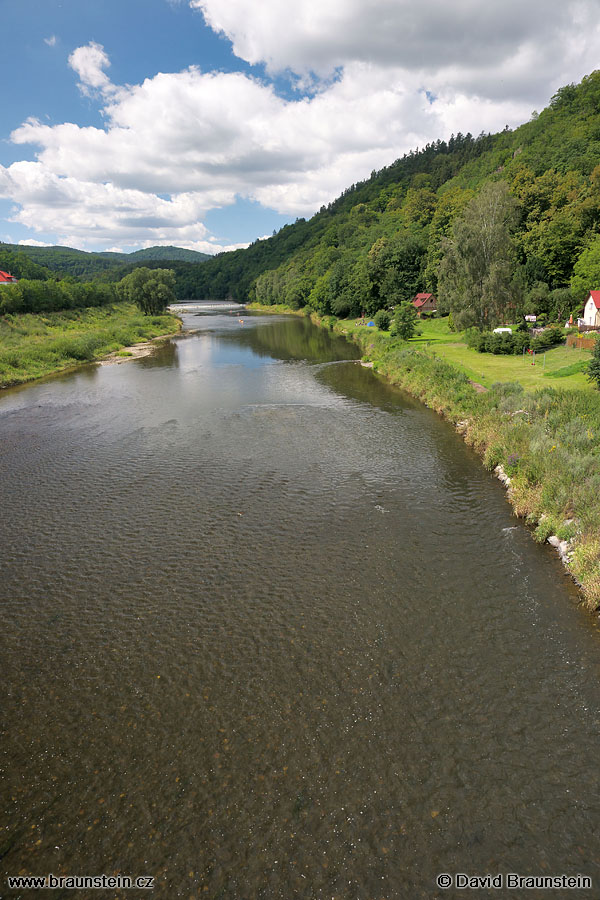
xmin=428 ymin=340 xmax=592 ymax=389
xmin=340 ymin=316 xmax=594 ymax=391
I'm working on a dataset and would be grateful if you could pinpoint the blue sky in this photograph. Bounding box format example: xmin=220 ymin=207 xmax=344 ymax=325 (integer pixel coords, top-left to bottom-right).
xmin=1 ymin=0 xmax=599 ymax=255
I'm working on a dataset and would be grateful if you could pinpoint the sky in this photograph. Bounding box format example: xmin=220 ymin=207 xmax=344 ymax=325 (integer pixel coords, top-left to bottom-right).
xmin=1 ymin=0 xmax=599 ymax=256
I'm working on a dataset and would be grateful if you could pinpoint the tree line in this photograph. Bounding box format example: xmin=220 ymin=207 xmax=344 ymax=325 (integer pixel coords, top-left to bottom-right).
xmin=0 ymin=268 xmax=176 ymax=316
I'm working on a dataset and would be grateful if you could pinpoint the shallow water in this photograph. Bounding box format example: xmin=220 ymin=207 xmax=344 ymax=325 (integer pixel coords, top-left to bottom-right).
xmin=2 ymin=309 xmax=600 ymax=898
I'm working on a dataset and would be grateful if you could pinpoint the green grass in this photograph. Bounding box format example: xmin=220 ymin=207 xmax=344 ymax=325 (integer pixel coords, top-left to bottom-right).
xmin=338 ymin=316 xmax=594 ymax=391
xmin=427 ymin=341 xmax=593 ymax=389
xmin=0 ymin=302 xmax=180 ymax=388
xmin=410 ymin=316 xmax=461 ymax=345
xmin=544 ymin=359 xmax=589 ymax=378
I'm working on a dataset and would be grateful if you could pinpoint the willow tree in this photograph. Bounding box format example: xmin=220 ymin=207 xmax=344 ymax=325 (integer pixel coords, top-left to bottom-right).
xmin=438 ymin=182 xmax=519 ymax=329
xmin=118 ymin=267 xmax=176 ymax=315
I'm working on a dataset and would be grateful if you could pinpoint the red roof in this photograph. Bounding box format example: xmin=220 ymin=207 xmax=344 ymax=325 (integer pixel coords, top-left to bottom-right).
xmin=0 ymin=270 xmax=17 ymax=283
xmin=413 ymin=292 xmax=435 ymax=307
xmin=589 ymin=291 xmax=600 ymax=309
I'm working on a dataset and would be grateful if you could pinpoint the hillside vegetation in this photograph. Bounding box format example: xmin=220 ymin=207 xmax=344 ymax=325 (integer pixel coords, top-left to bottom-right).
xmin=191 ymin=71 xmax=600 ymax=320
xmin=0 ymin=243 xmax=210 ymax=281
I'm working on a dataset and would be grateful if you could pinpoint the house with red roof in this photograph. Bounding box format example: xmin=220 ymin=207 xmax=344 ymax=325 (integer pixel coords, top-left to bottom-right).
xmin=0 ymin=270 xmax=18 ymax=285
xmin=412 ymin=292 xmax=437 ymax=316
xmin=582 ymin=291 xmax=600 ymax=327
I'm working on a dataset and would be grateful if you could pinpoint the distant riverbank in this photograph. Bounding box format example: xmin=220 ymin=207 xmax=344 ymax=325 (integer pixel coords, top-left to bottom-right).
xmin=248 ymin=302 xmax=600 ymax=609
xmin=0 ymin=302 xmax=181 ymax=389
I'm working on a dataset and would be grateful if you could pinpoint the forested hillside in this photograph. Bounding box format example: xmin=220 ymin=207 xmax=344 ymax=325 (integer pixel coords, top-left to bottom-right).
xmin=190 ymin=71 xmax=600 ymax=324
xmin=112 ymin=246 xmax=211 ymax=263
xmin=0 ymin=243 xmax=210 ymax=280
xmin=0 ymin=247 xmax=52 ymax=281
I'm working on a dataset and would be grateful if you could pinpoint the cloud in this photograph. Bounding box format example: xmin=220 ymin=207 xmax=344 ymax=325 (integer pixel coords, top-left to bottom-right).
xmin=44 ymin=35 xmax=57 ymax=47
xmin=0 ymin=159 xmax=218 ymax=245
xmin=68 ymin=41 xmax=115 ymax=96
xmin=3 ymin=0 xmax=600 ymax=252
xmin=18 ymin=238 xmax=52 ymax=247
xmin=190 ymin=0 xmax=600 ymax=101
xmin=5 ymin=59 xmax=448 ymax=247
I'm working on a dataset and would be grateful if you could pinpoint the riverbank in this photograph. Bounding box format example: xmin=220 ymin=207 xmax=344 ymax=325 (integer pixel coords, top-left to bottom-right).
xmin=247 ymin=303 xmax=600 ymax=608
xmin=0 ymin=302 xmax=181 ymax=389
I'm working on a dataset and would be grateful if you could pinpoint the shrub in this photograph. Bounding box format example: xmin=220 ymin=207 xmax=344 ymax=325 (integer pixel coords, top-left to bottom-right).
xmin=588 ymin=333 xmax=600 ymax=389
xmin=530 ymin=325 xmax=565 ymax=351
xmin=534 ymin=517 xmax=556 ymax=543
xmin=373 ymin=309 xmax=391 ymax=331
xmin=320 ymin=315 xmax=337 ymax=331
xmin=390 ymin=302 xmax=418 ymax=340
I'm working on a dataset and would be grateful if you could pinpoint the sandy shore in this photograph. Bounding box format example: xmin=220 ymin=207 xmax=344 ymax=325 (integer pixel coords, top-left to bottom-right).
xmin=98 ymin=328 xmax=193 ymax=366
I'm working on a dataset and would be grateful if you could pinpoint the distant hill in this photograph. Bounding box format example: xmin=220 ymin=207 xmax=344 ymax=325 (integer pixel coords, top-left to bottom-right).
xmin=0 ymin=243 xmax=211 ymax=280
xmin=119 ymin=245 xmax=211 ymax=263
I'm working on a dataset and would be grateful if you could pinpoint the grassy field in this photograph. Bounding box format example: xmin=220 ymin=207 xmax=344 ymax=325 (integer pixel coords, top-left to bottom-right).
xmin=339 ymin=316 xmax=594 ymax=391
xmin=0 ymin=302 xmax=180 ymax=389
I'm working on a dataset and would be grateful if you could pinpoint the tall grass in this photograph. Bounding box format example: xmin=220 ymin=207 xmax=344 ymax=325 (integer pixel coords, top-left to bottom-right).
xmin=0 ymin=303 xmax=179 ymax=388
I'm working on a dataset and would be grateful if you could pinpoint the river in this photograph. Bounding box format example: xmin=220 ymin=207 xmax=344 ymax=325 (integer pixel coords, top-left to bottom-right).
xmin=1 ymin=307 xmax=600 ymax=898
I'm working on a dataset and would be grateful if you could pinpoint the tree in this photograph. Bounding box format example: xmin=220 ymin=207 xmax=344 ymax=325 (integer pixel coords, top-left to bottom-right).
xmin=391 ymin=301 xmax=418 ymax=340
xmin=367 ymin=232 xmax=426 ymax=313
xmin=438 ymin=182 xmax=519 ymax=329
xmin=571 ymin=237 xmax=600 ymax=302
xmin=587 ymin=337 xmax=600 ymax=389
xmin=118 ymin=267 xmax=176 ymax=314
xmin=373 ymin=309 xmax=391 ymax=330
xmin=424 ymin=186 xmax=474 ymax=293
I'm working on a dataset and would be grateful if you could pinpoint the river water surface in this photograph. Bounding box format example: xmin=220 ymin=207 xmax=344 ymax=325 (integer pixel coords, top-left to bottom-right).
xmin=2 ymin=309 xmax=600 ymax=899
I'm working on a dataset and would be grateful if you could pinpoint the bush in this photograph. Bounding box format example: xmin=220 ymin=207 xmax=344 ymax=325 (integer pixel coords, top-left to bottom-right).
xmin=390 ymin=302 xmax=418 ymax=340
xmin=530 ymin=325 xmax=565 ymax=351
xmin=320 ymin=315 xmax=337 ymax=330
xmin=467 ymin=329 xmax=530 ymax=355
xmin=588 ymin=334 xmax=600 ymax=389
xmin=373 ymin=309 xmax=391 ymax=331
xmin=331 ymin=296 xmax=352 ymax=318
xmin=466 ymin=326 xmax=565 ymax=356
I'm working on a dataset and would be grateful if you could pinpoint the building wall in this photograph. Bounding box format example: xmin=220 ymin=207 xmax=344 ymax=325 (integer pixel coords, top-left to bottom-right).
xmin=583 ymin=296 xmax=599 ymax=326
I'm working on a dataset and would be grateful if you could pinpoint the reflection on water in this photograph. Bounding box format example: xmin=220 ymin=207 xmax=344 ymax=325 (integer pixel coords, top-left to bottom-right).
xmin=1 ymin=311 xmax=600 ymax=899
xmin=218 ymin=314 xmax=361 ymax=363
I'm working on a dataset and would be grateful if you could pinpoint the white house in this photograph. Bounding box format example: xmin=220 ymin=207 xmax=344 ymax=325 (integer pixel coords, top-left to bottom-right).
xmin=583 ymin=291 xmax=600 ymax=327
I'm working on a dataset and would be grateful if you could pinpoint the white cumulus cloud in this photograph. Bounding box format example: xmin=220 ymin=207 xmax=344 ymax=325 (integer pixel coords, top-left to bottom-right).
xmin=68 ymin=41 xmax=115 ymax=96
xmin=191 ymin=0 xmax=600 ymax=101
xmin=2 ymin=0 xmax=600 ymax=253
